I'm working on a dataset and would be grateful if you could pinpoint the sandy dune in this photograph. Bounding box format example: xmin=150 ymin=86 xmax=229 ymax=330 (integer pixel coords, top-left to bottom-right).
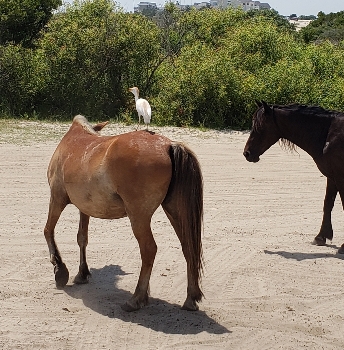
xmin=1 ymin=120 xmax=344 ymax=349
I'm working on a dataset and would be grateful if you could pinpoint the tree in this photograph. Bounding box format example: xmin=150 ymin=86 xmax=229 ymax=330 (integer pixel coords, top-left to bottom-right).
xmin=0 ymin=0 xmax=62 ymax=47
xmin=299 ymin=11 xmax=344 ymax=44
xmin=299 ymin=15 xmax=316 ymax=20
xmin=38 ymin=0 xmax=161 ymax=118
xmin=246 ymin=9 xmax=296 ymax=32
xmin=141 ymin=6 xmax=158 ymax=19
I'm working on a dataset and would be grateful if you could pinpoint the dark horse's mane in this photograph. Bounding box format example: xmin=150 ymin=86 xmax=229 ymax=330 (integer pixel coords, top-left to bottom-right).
xmin=253 ymin=103 xmax=343 ymax=152
xmin=276 ymin=104 xmax=342 ymax=117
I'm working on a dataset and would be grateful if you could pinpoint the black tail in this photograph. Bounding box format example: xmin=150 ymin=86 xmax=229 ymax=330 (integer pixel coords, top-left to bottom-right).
xmin=167 ymin=143 xmax=204 ymax=300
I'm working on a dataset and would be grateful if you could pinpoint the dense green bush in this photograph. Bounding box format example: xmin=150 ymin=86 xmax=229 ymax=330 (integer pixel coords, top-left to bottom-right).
xmin=152 ymin=44 xmax=244 ymax=128
xmin=0 ymin=44 xmax=48 ymax=116
xmin=300 ymin=11 xmax=344 ymax=44
xmin=37 ymin=0 xmax=161 ymax=118
xmin=1 ymin=1 xmax=344 ymax=128
xmin=0 ymin=0 xmax=62 ymax=47
xmin=152 ymin=15 xmax=305 ymax=128
xmin=302 ymin=42 xmax=344 ymax=110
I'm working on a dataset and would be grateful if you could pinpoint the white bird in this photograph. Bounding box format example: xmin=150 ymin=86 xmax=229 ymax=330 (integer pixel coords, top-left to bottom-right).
xmin=129 ymin=86 xmax=151 ymax=130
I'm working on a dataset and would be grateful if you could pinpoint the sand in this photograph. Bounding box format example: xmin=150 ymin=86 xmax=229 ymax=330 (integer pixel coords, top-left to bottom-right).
xmin=1 ymin=120 xmax=344 ymax=349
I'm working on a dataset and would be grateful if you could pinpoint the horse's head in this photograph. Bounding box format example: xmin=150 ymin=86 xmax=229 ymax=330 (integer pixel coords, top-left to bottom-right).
xmin=243 ymin=101 xmax=281 ymax=162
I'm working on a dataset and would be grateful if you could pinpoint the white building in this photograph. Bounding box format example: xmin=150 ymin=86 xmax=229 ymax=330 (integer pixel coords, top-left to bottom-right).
xmin=193 ymin=1 xmax=210 ymax=9
xmin=189 ymin=0 xmax=271 ymax=11
xmin=134 ymin=1 xmax=158 ymax=13
xmin=204 ymin=0 xmax=271 ymax=10
xmin=238 ymin=1 xmax=271 ymax=11
xmin=134 ymin=0 xmax=271 ymax=13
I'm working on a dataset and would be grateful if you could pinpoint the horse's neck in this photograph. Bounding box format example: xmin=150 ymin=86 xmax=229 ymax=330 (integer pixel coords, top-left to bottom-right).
xmin=276 ymin=111 xmax=331 ymax=158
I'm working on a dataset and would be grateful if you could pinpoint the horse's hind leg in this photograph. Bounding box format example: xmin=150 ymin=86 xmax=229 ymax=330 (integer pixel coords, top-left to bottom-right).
xmin=313 ymin=178 xmax=337 ymax=246
xmin=162 ymin=203 xmax=202 ymax=311
xmin=121 ymin=215 xmax=157 ymax=312
xmin=44 ymin=196 xmax=69 ymax=288
xmin=73 ymin=211 xmax=91 ymax=284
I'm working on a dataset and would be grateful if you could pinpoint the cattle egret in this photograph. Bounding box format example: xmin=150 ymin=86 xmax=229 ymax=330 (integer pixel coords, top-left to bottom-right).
xmin=129 ymin=86 xmax=151 ymax=130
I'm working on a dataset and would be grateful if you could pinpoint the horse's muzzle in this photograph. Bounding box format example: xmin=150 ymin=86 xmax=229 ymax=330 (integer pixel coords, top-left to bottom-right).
xmin=243 ymin=150 xmax=260 ymax=163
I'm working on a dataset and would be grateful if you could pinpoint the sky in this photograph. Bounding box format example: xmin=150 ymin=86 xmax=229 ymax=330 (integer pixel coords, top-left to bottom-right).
xmin=63 ymin=0 xmax=343 ymax=16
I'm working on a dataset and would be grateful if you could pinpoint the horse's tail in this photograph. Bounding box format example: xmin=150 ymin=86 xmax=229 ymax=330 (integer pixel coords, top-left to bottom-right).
xmin=166 ymin=143 xmax=204 ymax=301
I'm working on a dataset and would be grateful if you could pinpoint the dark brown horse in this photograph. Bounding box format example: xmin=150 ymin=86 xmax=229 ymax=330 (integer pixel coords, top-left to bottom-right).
xmin=44 ymin=115 xmax=203 ymax=311
xmin=243 ymin=101 xmax=344 ymax=254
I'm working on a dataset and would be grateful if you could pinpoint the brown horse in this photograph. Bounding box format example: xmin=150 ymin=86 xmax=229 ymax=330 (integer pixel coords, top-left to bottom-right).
xmin=44 ymin=115 xmax=203 ymax=311
xmin=243 ymin=101 xmax=344 ymax=254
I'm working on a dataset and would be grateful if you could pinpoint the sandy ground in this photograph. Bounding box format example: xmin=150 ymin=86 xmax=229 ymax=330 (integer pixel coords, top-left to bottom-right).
xmin=1 ymin=119 xmax=344 ymax=349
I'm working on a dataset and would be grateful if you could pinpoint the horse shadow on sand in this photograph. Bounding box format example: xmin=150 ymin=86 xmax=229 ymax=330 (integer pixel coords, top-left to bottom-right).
xmin=64 ymin=264 xmax=230 ymax=335
xmin=264 ymin=245 xmax=344 ymax=261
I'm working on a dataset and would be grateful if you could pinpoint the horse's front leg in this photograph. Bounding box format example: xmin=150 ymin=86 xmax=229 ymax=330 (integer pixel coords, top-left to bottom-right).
xmin=44 ymin=196 xmax=69 ymax=288
xmin=121 ymin=216 xmax=157 ymax=312
xmin=73 ymin=211 xmax=91 ymax=284
xmin=313 ymin=177 xmax=337 ymax=246
xmin=336 ymin=190 xmax=344 ymax=254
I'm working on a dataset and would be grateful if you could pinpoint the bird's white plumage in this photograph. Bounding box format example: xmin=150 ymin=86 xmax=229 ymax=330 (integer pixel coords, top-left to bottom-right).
xmin=129 ymin=86 xmax=151 ymax=129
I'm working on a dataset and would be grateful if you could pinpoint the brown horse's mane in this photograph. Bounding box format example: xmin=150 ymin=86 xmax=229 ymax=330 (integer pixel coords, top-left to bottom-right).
xmin=253 ymin=103 xmax=343 ymax=153
xmin=74 ymin=115 xmax=99 ymax=135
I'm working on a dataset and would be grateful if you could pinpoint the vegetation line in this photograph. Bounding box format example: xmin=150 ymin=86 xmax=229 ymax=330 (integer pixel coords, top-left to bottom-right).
xmin=1 ymin=0 xmax=344 ymax=129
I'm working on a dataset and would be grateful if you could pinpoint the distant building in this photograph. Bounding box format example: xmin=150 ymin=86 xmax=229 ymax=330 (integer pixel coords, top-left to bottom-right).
xmin=237 ymin=1 xmax=271 ymax=11
xmin=133 ymin=0 xmax=271 ymax=13
xmin=193 ymin=1 xmax=210 ymax=9
xmin=134 ymin=1 xmax=158 ymax=13
xmin=210 ymin=0 xmax=231 ymax=9
xmin=209 ymin=0 xmax=271 ymax=10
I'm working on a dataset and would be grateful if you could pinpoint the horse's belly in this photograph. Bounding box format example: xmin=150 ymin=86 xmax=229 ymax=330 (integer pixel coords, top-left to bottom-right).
xmin=68 ymin=188 xmax=127 ymax=219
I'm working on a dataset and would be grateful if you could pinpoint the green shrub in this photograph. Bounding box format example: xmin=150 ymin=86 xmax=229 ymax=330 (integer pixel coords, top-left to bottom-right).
xmin=0 ymin=44 xmax=48 ymax=116
xmin=37 ymin=0 xmax=161 ymax=119
xmin=1 ymin=4 xmax=344 ymax=127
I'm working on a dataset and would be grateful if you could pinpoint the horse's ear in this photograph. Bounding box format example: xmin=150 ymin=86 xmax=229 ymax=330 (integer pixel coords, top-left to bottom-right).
xmin=93 ymin=121 xmax=109 ymax=132
xmin=261 ymin=101 xmax=271 ymax=113
xmin=255 ymin=100 xmax=262 ymax=107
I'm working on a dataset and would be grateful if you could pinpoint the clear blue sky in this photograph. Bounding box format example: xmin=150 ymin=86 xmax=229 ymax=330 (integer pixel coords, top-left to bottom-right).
xmin=63 ymin=0 xmax=343 ymax=16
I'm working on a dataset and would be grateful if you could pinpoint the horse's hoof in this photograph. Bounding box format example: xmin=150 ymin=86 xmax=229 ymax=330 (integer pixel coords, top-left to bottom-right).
xmin=337 ymin=245 xmax=344 ymax=254
xmin=181 ymin=300 xmax=199 ymax=311
xmin=121 ymin=295 xmax=148 ymax=312
xmin=121 ymin=301 xmax=141 ymax=312
xmin=312 ymin=237 xmax=326 ymax=246
xmin=73 ymin=272 xmax=90 ymax=284
xmin=54 ymin=263 xmax=69 ymax=288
